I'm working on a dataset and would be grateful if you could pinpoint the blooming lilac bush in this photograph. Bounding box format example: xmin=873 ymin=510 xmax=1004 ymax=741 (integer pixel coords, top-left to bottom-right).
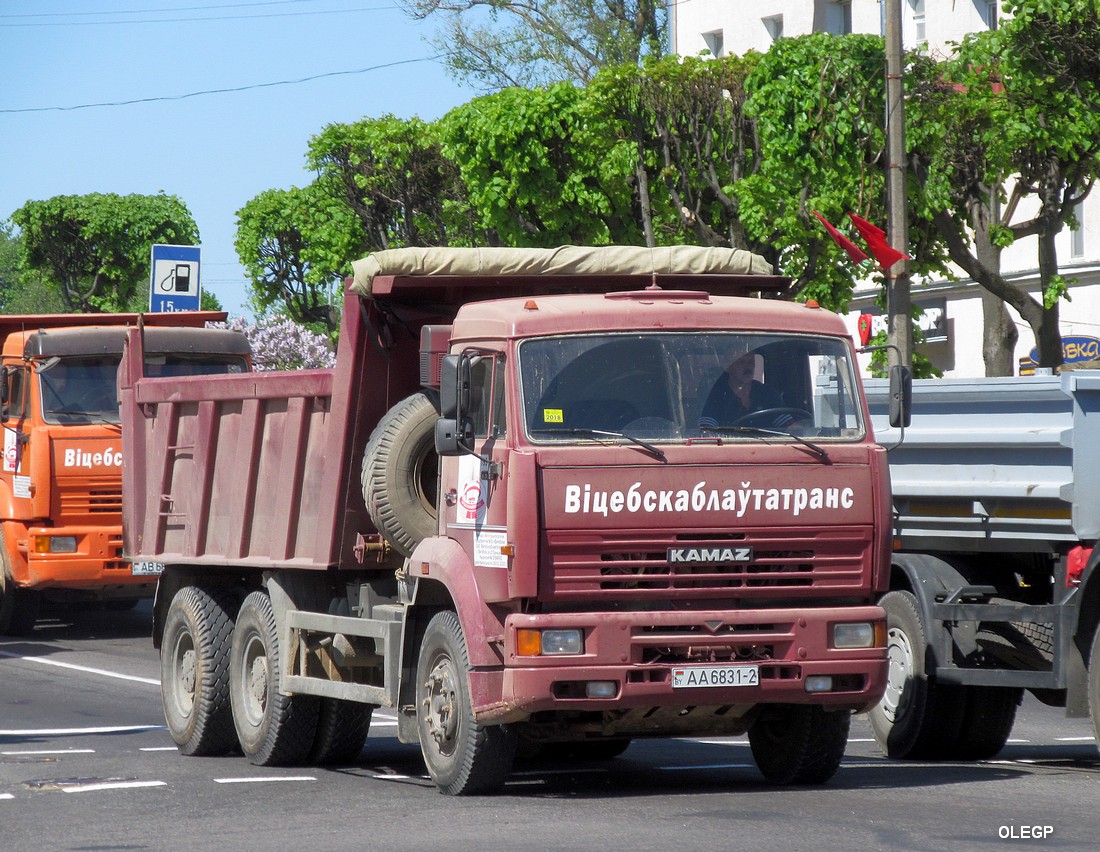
xmin=220 ymin=316 xmax=336 ymax=371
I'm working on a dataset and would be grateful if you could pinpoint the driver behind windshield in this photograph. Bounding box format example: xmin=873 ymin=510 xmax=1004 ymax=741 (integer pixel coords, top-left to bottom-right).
xmin=698 ymin=340 xmax=789 ymax=429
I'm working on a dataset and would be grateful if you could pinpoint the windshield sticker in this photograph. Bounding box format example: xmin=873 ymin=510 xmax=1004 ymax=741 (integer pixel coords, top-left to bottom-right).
xmin=563 ymin=480 xmax=855 ymax=518
xmin=543 ymin=409 xmax=563 ymax=424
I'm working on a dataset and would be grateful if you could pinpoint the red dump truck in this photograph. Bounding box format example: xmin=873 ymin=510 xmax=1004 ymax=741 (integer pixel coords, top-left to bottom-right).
xmin=121 ymin=246 xmax=892 ymax=794
xmin=0 ymin=312 xmax=249 ymax=634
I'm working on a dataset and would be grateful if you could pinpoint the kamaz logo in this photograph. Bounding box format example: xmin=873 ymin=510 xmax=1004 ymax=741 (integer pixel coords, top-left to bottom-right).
xmin=667 ymin=546 xmax=753 ymax=565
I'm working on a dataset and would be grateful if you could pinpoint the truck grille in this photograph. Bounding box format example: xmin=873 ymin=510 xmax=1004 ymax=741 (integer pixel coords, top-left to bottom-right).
xmin=542 ymin=526 xmax=873 ymax=601
xmin=57 ymin=484 xmax=123 ymax=517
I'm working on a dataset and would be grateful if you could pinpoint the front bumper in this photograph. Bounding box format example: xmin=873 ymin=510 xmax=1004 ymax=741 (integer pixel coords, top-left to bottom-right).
xmin=478 ymin=605 xmax=886 ymax=723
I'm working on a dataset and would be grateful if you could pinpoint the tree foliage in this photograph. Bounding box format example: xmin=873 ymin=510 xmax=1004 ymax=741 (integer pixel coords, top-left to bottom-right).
xmin=307 ymin=116 xmax=473 ymax=251
xmin=439 ymin=83 xmax=637 ymax=246
xmin=10 ymin=193 xmax=198 ymax=313
xmin=909 ymin=0 xmax=1100 ymax=368
xmin=401 ymin=0 xmax=666 ymax=89
xmin=235 ymin=184 xmax=361 ymax=334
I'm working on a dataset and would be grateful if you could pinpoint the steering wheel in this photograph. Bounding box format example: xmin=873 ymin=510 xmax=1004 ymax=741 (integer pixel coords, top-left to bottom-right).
xmin=731 ymin=407 xmax=812 ymax=429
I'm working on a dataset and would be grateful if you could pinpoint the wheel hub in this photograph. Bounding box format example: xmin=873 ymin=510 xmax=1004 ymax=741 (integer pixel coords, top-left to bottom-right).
xmin=882 ymin=625 xmax=915 ymax=723
xmin=423 ymin=660 xmax=458 ymax=752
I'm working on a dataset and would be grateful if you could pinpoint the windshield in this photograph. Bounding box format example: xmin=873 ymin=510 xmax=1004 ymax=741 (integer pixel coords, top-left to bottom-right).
xmin=39 ymin=354 xmax=248 ymax=425
xmin=39 ymin=357 xmax=123 ymax=424
xmin=519 ymin=332 xmax=864 ymax=444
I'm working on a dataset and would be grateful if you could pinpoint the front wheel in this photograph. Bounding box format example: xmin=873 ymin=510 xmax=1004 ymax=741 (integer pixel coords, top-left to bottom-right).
xmin=868 ymin=590 xmax=966 ymax=759
xmin=160 ymin=585 xmax=237 ymax=756
xmin=416 ymin=611 xmax=515 ymax=795
xmin=0 ymin=550 xmax=40 ymax=636
xmin=229 ymin=591 xmax=318 ymax=765
xmin=748 ymin=705 xmax=850 ymax=785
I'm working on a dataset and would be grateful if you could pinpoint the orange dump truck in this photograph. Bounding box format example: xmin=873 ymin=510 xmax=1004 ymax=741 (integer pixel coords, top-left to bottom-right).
xmin=0 ymin=312 xmax=250 ymax=634
xmin=121 ymin=247 xmax=893 ymax=794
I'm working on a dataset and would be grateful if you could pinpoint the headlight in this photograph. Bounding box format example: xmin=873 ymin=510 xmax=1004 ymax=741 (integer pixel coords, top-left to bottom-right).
xmin=516 ymin=628 xmax=584 ymax=656
xmin=833 ymin=621 xmax=876 ymax=649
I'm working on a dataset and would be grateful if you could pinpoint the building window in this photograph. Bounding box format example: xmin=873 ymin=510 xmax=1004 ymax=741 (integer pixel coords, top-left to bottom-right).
xmin=763 ymin=15 xmax=784 ymax=41
xmin=1071 ymin=202 xmax=1086 ymax=259
xmin=823 ymin=1 xmax=852 ymax=35
xmin=978 ymin=0 xmax=998 ymax=30
xmin=703 ymin=29 xmax=724 ymax=57
xmin=910 ymin=0 xmax=926 ymax=42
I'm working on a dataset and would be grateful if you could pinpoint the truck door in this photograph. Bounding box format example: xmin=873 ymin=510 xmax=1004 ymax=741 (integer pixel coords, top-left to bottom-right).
xmin=443 ymin=352 xmax=511 ymax=599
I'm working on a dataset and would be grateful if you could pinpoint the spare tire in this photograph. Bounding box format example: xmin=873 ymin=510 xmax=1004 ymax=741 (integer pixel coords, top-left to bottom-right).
xmin=362 ymin=389 xmax=441 ymax=557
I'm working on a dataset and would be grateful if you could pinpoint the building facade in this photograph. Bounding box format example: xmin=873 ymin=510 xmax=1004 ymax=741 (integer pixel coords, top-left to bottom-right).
xmin=670 ymin=1 xmax=1100 ymax=377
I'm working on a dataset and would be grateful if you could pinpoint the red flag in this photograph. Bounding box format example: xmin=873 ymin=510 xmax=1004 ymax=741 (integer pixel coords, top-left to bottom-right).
xmin=813 ymin=211 xmax=869 ymax=264
xmin=848 ymin=213 xmax=909 ymax=270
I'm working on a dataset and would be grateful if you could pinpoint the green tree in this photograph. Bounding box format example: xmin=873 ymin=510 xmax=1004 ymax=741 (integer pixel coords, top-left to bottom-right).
xmin=235 ymin=184 xmax=363 ymax=334
xmin=10 ymin=193 xmax=199 ymax=313
xmin=911 ymin=0 xmax=1100 ymax=370
xmin=737 ymin=35 xmax=899 ymax=311
xmin=401 ymin=0 xmax=666 ymax=89
xmin=439 ymin=83 xmax=638 ymax=246
xmin=307 ymin=115 xmax=474 ymax=251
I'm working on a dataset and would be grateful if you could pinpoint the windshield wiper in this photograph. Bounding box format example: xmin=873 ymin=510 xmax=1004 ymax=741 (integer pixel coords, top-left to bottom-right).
xmin=532 ymin=427 xmax=667 ymax=462
xmin=699 ymin=425 xmax=829 ymax=460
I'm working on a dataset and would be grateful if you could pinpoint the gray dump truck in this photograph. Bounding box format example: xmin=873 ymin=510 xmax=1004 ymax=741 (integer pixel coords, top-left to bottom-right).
xmin=865 ymin=370 xmax=1100 ymax=759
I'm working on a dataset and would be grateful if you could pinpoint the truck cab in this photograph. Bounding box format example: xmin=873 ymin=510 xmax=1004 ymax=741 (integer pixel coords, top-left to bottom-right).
xmin=0 ymin=315 xmax=249 ymax=634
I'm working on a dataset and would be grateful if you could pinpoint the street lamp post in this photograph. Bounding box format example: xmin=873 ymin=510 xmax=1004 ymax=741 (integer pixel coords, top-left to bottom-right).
xmin=885 ymin=0 xmax=912 ymax=370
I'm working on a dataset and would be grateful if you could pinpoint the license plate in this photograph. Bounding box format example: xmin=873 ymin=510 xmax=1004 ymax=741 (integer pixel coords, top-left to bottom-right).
xmin=672 ymin=665 xmax=759 ymax=688
xmin=131 ymin=561 xmax=165 ymax=577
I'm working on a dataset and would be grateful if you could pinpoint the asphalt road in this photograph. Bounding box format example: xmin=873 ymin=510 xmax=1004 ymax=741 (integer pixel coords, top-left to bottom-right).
xmin=2 ymin=601 xmax=1098 ymax=851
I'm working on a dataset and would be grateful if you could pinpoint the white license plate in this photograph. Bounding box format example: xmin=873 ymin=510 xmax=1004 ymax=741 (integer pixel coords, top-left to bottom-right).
xmin=672 ymin=665 xmax=759 ymax=688
xmin=131 ymin=561 xmax=165 ymax=577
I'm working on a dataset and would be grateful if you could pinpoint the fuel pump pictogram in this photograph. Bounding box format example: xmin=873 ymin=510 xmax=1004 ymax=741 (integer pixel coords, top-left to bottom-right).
xmin=159 ymin=263 xmax=194 ymax=293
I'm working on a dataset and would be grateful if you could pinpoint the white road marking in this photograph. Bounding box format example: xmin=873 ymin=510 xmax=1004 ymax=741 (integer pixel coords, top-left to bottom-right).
xmin=0 ymin=725 xmax=164 ymax=737
xmin=658 ymin=763 xmax=754 ymax=771
xmin=62 ymin=780 xmax=166 ymax=794
xmin=139 ymin=747 xmax=179 ymax=752
xmin=0 ymin=650 xmax=159 ymax=686
xmin=0 ymin=794 xmax=14 ymax=800
xmin=213 ymin=776 xmax=317 ymax=784
xmin=1055 ymin=736 xmax=1095 ymax=742
xmin=1 ymin=749 xmax=95 ymax=755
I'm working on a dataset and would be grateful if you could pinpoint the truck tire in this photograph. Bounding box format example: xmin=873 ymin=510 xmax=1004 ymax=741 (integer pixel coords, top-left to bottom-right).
xmin=748 ymin=705 xmax=850 ymax=785
xmin=1087 ymin=626 xmax=1100 ymax=753
xmin=868 ymin=590 xmax=966 ymax=759
xmin=416 ymin=610 xmax=516 ymax=794
xmin=161 ymin=585 xmax=238 ymax=756
xmin=0 ymin=550 xmax=40 ymax=636
xmin=362 ymin=389 xmax=440 ymax=558
xmin=952 ymin=686 xmax=1021 ymax=760
xmin=230 ymin=590 xmax=319 ymax=766
xmin=309 ymin=698 xmax=373 ymax=765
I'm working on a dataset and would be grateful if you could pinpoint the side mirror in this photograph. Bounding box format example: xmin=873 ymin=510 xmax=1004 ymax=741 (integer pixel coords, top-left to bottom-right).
xmin=0 ymin=366 xmax=9 ymax=406
xmin=439 ymin=354 xmax=472 ymax=419
xmin=437 ymin=353 xmax=475 ymax=456
xmin=888 ymin=364 xmax=912 ymax=428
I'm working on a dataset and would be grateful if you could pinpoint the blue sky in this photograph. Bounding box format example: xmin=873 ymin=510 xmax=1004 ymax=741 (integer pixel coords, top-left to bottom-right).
xmin=0 ymin=0 xmax=471 ymax=316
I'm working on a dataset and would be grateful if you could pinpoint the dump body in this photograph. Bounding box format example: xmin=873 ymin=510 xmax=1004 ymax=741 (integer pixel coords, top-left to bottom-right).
xmin=123 ymin=246 xmax=891 ymax=792
xmin=0 ymin=312 xmax=248 ymax=634
xmin=863 ymin=372 xmax=1100 ymax=758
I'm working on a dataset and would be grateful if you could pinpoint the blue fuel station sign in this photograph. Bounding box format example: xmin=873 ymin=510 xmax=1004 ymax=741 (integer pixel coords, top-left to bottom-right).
xmin=150 ymin=244 xmax=201 ymax=312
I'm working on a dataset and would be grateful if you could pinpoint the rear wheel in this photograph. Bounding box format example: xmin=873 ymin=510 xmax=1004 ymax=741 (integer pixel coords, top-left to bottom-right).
xmin=161 ymin=585 xmax=238 ymax=756
xmin=868 ymin=590 xmax=966 ymax=759
xmin=310 ymin=699 xmax=373 ymax=765
xmin=230 ymin=591 xmax=318 ymax=765
xmin=416 ymin=610 xmax=515 ymax=794
xmin=951 ymin=686 xmax=1021 ymax=760
xmin=748 ymin=704 xmax=850 ymax=785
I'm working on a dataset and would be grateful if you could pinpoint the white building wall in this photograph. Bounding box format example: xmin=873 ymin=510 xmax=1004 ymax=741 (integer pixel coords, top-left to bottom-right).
xmin=670 ymin=0 xmax=1099 ymax=378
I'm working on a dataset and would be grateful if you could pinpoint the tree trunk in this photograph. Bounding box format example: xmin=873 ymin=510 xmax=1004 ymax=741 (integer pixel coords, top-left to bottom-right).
xmin=971 ymin=195 xmax=1017 ymax=376
xmin=1035 ymin=228 xmax=1065 ymax=369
